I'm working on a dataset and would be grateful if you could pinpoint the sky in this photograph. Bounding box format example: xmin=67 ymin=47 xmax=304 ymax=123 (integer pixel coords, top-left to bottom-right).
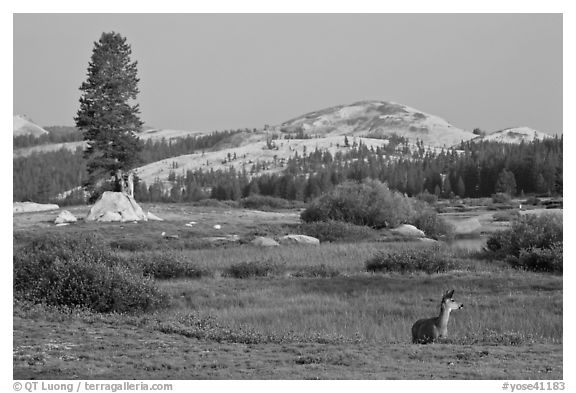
xmin=13 ymin=13 xmax=563 ymax=134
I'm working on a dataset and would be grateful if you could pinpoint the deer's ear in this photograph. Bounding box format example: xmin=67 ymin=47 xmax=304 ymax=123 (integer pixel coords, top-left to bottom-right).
xmin=447 ymin=289 xmax=455 ymax=298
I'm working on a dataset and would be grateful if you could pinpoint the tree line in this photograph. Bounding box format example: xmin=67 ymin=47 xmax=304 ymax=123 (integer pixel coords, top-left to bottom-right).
xmin=13 ymin=126 xmax=84 ymax=148
xmin=133 ymin=136 xmax=562 ymax=203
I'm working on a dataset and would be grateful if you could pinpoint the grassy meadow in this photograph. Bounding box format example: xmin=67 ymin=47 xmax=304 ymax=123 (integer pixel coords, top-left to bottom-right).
xmin=13 ymin=202 xmax=563 ymax=379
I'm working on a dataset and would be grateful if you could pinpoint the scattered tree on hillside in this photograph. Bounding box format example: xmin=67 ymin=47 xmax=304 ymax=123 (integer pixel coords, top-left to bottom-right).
xmin=75 ymin=32 xmax=143 ymax=199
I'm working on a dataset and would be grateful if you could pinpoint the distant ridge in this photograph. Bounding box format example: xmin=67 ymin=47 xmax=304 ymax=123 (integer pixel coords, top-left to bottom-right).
xmin=277 ymin=100 xmax=476 ymax=147
xmin=13 ymin=115 xmax=49 ymax=137
xmin=475 ymin=126 xmax=553 ymax=144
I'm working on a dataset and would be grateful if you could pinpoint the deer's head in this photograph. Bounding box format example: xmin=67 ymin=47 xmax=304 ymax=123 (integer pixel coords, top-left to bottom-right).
xmin=440 ymin=289 xmax=464 ymax=312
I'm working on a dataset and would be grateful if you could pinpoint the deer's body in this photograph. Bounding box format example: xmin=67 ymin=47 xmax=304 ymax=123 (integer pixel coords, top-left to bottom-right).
xmin=411 ymin=290 xmax=463 ymax=344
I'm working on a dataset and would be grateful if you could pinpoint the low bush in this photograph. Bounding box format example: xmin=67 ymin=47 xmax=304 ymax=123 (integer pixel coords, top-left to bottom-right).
xmin=193 ymin=198 xmax=238 ymax=208
xmin=240 ymin=195 xmax=296 ymax=210
xmin=297 ymin=220 xmax=379 ymax=243
xmin=492 ymin=193 xmax=511 ymax=204
xmin=292 ymin=264 xmax=340 ymax=278
xmin=505 ymin=243 xmax=563 ymax=273
xmin=365 ymin=246 xmax=459 ymax=274
xmin=524 ymin=196 xmax=541 ymax=206
xmin=411 ymin=209 xmax=455 ymax=239
xmin=492 ymin=210 xmax=521 ymax=222
xmin=223 ymin=261 xmax=277 ymax=278
xmin=111 ymin=237 xmax=216 ymax=251
xmin=110 ymin=238 xmax=158 ymax=252
xmin=416 ymin=191 xmax=438 ymax=205
xmin=301 ymin=179 xmax=415 ymax=229
xmin=122 ymin=251 xmax=210 ymax=279
xmin=486 ymin=214 xmax=562 ymax=258
xmin=13 ymin=233 xmax=166 ymax=313
xmin=300 ymin=180 xmax=453 ymax=240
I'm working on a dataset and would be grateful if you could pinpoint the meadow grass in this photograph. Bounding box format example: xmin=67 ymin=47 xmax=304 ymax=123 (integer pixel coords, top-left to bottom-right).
xmin=13 ymin=204 xmax=563 ymax=379
xmin=156 ymin=269 xmax=561 ymax=345
xmin=119 ymin=241 xmax=497 ymax=277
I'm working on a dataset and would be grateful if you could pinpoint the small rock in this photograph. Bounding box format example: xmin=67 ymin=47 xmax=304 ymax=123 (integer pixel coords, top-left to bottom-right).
xmin=54 ymin=210 xmax=77 ymax=224
xmin=390 ymin=224 xmax=425 ymax=238
xmin=279 ymin=234 xmax=320 ymax=245
xmin=204 ymin=235 xmax=240 ymax=243
xmin=214 ymin=224 xmax=222 ymax=230
xmin=55 ymin=223 xmax=69 ymax=227
xmin=252 ymin=236 xmax=280 ymax=247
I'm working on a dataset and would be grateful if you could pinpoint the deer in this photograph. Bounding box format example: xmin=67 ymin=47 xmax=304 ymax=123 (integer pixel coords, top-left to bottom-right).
xmin=411 ymin=289 xmax=463 ymax=344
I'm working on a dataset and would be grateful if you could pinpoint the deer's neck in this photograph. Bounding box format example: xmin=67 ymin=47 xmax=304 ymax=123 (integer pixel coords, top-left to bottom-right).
xmin=436 ymin=306 xmax=451 ymax=333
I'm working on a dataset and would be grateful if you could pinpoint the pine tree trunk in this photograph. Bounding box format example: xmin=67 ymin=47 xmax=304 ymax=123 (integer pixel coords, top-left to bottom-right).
xmin=115 ymin=169 xmax=125 ymax=194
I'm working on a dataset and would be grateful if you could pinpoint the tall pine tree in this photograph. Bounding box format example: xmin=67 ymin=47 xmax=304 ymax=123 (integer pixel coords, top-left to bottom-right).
xmin=75 ymin=32 xmax=143 ymax=197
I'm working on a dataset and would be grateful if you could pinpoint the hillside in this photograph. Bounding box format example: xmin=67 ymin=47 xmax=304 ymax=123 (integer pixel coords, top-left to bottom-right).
xmin=277 ymin=100 xmax=476 ymax=147
xmin=13 ymin=127 xmax=205 ymax=158
xmin=135 ymin=134 xmax=415 ymax=186
xmin=474 ymin=127 xmax=553 ymax=144
xmin=13 ymin=115 xmax=49 ymax=137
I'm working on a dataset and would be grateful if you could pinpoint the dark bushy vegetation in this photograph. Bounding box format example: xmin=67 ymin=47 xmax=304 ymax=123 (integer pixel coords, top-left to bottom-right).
xmin=13 ymin=233 xmax=166 ymax=313
xmin=491 ymin=192 xmax=511 ymax=204
xmin=412 ymin=209 xmax=455 ymax=239
xmin=240 ymin=195 xmax=296 ymax=210
xmin=301 ymin=180 xmax=414 ymax=228
xmin=223 ymin=261 xmax=276 ymax=278
xmin=291 ymin=264 xmax=340 ymax=278
xmin=365 ymin=246 xmax=459 ymax=274
xmin=506 ymin=244 xmax=563 ymax=273
xmin=300 ymin=180 xmax=454 ymax=239
xmin=110 ymin=237 xmax=213 ymax=252
xmin=492 ymin=210 xmax=521 ymax=222
xmin=486 ymin=214 xmax=562 ymax=273
xmin=122 ymin=251 xmax=210 ymax=279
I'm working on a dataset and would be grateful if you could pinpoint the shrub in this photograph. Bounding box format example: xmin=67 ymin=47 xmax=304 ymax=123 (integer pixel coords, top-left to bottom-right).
xmin=292 ymin=264 xmax=340 ymax=278
xmin=525 ymin=196 xmax=541 ymax=206
xmin=110 ymin=238 xmax=158 ymax=252
xmin=486 ymin=213 xmax=562 ymax=258
xmin=492 ymin=193 xmax=511 ymax=204
xmin=492 ymin=210 xmax=521 ymax=222
xmin=301 ymin=179 xmax=414 ymax=228
xmin=122 ymin=251 xmax=210 ymax=279
xmin=13 ymin=233 xmax=166 ymax=313
xmin=411 ymin=209 xmax=455 ymax=239
xmin=194 ymin=198 xmax=237 ymax=208
xmin=240 ymin=195 xmax=292 ymax=210
xmin=223 ymin=261 xmax=276 ymax=278
xmin=297 ymin=220 xmax=379 ymax=243
xmin=416 ymin=191 xmax=438 ymax=205
xmin=111 ymin=237 xmax=216 ymax=251
xmin=365 ymin=246 xmax=459 ymax=274
xmin=506 ymin=243 xmax=563 ymax=273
